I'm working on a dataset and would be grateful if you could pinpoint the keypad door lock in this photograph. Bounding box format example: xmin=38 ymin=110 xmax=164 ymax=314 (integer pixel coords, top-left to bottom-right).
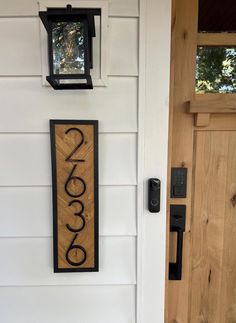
xmin=171 ymin=167 xmax=187 ymax=198
xmin=148 ymin=178 xmax=161 ymax=213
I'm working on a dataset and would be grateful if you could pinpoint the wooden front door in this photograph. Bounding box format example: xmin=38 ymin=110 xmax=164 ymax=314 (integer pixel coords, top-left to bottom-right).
xmin=190 ymin=130 xmax=236 ymax=322
xmin=166 ymin=0 xmax=236 ymax=322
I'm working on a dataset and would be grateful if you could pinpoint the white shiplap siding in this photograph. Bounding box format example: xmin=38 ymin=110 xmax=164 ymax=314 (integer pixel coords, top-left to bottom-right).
xmin=0 ymin=237 xmax=136 ymax=286
xmin=0 ymin=186 xmax=136 ymax=237
xmin=0 ymin=77 xmax=137 ymax=133
xmin=0 ymin=0 xmax=139 ymax=322
xmin=0 ymin=0 xmax=138 ymax=17
xmin=0 ymin=18 xmax=138 ymax=76
xmin=0 ymin=286 xmax=135 ymax=323
xmin=0 ymin=133 xmax=137 ymax=185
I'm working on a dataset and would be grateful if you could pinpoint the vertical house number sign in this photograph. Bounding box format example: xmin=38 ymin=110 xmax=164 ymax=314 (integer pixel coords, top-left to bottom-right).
xmin=50 ymin=120 xmax=98 ymax=272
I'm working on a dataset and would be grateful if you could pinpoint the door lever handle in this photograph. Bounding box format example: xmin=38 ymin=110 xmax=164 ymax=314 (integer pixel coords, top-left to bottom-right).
xmin=169 ymin=205 xmax=186 ymax=280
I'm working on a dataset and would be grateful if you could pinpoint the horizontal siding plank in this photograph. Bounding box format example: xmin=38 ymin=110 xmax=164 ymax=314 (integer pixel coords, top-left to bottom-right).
xmin=0 ymin=134 xmax=137 ymax=185
xmin=0 ymin=17 xmax=138 ymax=76
xmin=0 ymin=18 xmax=41 ymax=75
xmin=0 ymin=77 xmax=137 ymax=133
xmin=109 ymin=18 xmax=138 ymax=76
xmin=0 ymin=285 xmax=135 ymax=323
xmin=0 ymin=237 xmax=136 ymax=285
xmin=0 ymin=0 xmax=139 ymax=17
xmin=110 ymin=0 xmax=139 ymax=17
xmin=0 ymin=186 xmax=136 ymax=237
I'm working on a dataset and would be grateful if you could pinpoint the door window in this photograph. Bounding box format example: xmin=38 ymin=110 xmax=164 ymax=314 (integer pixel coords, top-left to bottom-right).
xmin=196 ymin=46 xmax=236 ymax=93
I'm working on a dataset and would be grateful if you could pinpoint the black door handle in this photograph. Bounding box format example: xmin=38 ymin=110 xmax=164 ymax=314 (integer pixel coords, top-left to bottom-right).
xmin=169 ymin=205 xmax=186 ymax=280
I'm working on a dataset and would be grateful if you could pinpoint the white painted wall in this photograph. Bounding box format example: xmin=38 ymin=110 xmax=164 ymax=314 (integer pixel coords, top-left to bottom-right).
xmin=0 ymin=0 xmax=171 ymax=322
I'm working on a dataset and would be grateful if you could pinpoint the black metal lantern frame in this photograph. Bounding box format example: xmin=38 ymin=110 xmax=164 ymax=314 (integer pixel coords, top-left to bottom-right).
xmin=39 ymin=5 xmax=101 ymax=90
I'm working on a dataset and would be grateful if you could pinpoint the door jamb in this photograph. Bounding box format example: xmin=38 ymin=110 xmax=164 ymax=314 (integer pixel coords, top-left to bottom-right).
xmin=137 ymin=0 xmax=172 ymax=322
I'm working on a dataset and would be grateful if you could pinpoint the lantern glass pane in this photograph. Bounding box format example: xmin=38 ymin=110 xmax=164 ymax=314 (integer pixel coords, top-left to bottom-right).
xmin=52 ymin=21 xmax=85 ymax=74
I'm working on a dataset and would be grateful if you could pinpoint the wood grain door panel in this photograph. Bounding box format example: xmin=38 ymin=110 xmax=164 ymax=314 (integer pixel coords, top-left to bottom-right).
xmin=189 ymin=131 xmax=236 ymax=322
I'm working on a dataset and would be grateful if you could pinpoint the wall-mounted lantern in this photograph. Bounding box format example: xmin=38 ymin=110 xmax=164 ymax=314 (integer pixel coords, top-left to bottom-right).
xmin=39 ymin=5 xmax=100 ymax=90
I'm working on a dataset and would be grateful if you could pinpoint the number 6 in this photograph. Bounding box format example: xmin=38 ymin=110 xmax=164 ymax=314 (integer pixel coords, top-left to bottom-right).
xmin=65 ymin=234 xmax=87 ymax=267
xmin=64 ymin=164 xmax=86 ymax=198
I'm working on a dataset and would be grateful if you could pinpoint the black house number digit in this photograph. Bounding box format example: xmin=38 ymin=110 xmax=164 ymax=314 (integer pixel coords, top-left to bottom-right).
xmin=64 ymin=127 xmax=87 ymax=267
xmin=65 ymin=128 xmax=85 ymax=162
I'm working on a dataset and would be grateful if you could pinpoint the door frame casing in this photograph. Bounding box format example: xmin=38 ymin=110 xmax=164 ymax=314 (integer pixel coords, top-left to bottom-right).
xmin=137 ymin=0 xmax=171 ymax=322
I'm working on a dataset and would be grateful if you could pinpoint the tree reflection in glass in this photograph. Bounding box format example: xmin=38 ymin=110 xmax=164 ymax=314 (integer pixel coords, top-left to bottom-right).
xmin=52 ymin=21 xmax=85 ymax=74
xmin=196 ymin=46 xmax=236 ymax=93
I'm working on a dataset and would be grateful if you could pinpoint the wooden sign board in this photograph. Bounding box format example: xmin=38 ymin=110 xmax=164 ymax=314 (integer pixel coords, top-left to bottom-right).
xmin=50 ymin=120 xmax=98 ymax=272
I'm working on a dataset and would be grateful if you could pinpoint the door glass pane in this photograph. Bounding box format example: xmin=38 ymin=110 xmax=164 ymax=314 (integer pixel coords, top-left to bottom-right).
xmin=52 ymin=21 xmax=85 ymax=75
xmin=196 ymin=46 xmax=236 ymax=93
xmin=198 ymin=0 xmax=236 ymax=32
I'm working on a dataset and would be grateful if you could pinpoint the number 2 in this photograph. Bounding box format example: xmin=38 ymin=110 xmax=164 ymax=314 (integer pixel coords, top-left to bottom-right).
xmin=65 ymin=127 xmax=85 ymax=162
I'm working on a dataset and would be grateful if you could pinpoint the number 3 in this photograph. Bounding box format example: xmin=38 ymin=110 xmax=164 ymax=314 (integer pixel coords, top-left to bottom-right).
xmin=66 ymin=200 xmax=85 ymax=233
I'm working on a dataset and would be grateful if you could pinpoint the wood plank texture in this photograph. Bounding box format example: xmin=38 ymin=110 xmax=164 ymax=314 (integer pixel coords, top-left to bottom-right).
xmin=0 ymin=77 xmax=137 ymax=133
xmin=0 ymin=186 xmax=136 ymax=237
xmin=168 ymin=1 xmax=236 ymax=320
xmin=0 ymin=17 xmax=138 ymax=76
xmin=0 ymin=0 xmax=139 ymax=17
xmin=202 ymin=114 xmax=236 ymax=131
xmin=195 ymin=113 xmax=210 ymax=127
xmin=0 ymin=133 xmax=137 ymax=186
xmin=189 ymin=131 xmax=236 ymax=322
xmin=51 ymin=122 xmax=98 ymax=271
xmin=189 ymin=131 xmax=229 ymax=322
xmin=219 ymin=133 xmax=236 ymax=323
xmin=0 ymin=237 xmax=135 ymax=285
xmin=190 ymin=94 xmax=236 ymax=113
xmin=0 ymin=285 xmax=135 ymax=323
xmin=198 ymin=33 xmax=236 ymax=46
xmin=166 ymin=0 xmax=198 ymax=321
